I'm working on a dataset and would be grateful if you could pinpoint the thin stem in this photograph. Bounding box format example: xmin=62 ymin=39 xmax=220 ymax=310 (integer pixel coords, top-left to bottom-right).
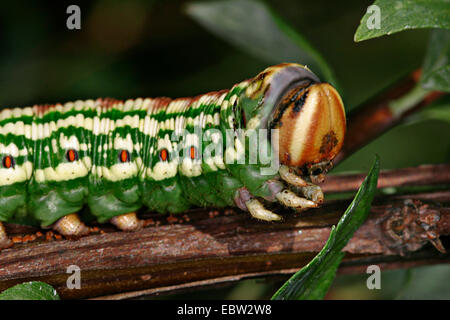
xmin=334 ymin=70 xmax=445 ymax=165
xmin=389 ymin=84 xmax=430 ymax=117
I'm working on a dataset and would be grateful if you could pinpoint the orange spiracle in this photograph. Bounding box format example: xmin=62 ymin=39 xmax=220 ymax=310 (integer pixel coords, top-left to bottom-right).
xmin=160 ymin=149 xmax=168 ymax=161
xmin=190 ymin=146 xmax=196 ymax=160
xmin=66 ymin=149 xmax=78 ymax=162
xmin=3 ymin=155 xmax=13 ymax=168
xmin=120 ymin=150 xmax=129 ymax=162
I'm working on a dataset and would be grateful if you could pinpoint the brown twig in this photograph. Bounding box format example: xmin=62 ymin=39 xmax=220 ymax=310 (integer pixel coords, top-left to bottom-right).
xmin=334 ymin=70 xmax=445 ymax=165
xmin=0 ymin=164 xmax=448 ymax=299
xmin=321 ymin=163 xmax=450 ymax=194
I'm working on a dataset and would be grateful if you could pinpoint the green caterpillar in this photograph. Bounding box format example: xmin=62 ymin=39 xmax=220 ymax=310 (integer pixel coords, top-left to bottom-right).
xmin=0 ymin=63 xmax=346 ymax=249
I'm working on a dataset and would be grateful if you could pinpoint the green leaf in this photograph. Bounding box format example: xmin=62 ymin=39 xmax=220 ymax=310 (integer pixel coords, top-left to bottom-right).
xmin=422 ymin=29 xmax=450 ymax=76
xmin=272 ymin=156 xmax=380 ymax=300
xmin=0 ymin=282 xmax=60 ymax=300
xmin=422 ymin=65 xmax=450 ymax=92
xmin=185 ymin=0 xmax=339 ymax=87
xmin=421 ymin=29 xmax=450 ymax=92
xmin=355 ymin=0 xmax=450 ymax=42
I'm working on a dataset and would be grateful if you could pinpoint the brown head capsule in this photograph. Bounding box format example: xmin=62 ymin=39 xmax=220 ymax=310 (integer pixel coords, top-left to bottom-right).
xmin=270 ymin=75 xmax=346 ymax=171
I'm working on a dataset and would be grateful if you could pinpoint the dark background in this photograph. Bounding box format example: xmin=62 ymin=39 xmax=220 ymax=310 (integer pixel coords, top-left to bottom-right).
xmin=1 ymin=0 xmax=448 ymax=299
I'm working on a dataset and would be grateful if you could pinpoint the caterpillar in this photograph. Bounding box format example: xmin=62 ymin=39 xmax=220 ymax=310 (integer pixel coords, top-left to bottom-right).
xmin=0 ymin=63 xmax=346 ymax=249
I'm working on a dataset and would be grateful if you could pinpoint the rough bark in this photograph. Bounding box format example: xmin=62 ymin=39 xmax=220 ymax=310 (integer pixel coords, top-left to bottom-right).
xmin=0 ymin=164 xmax=448 ymax=299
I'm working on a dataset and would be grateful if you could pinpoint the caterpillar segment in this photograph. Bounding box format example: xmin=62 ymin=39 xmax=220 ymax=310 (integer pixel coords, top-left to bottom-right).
xmin=0 ymin=63 xmax=345 ymax=246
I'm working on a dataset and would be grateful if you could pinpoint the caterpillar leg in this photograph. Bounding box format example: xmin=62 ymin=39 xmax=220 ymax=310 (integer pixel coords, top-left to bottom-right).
xmin=275 ymin=189 xmax=318 ymax=210
xmin=236 ymin=188 xmax=282 ymax=221
xmin=236 ymin=166 xmax=326 ymax=221
xmin=0 ymin=222 xmax=12 ymax=249
xmin=279 ymin=165 xmax=308 ymax=187
xmin=296 ymin=183 xmax=324 ymax=204
xmin=279 ymin=165 xmax=324 ymax=206
xmin=52 ymin=213 xmax=89 ymax=237
xmin=110 ymin=212 xmax=143 ymax=231
xmin=246 ymin=199 xmax=282 ymax=221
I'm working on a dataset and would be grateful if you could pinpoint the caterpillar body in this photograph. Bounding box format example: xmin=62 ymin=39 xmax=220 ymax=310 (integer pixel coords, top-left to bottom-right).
xmin=0 ymin=63 xmax=346 ymax=249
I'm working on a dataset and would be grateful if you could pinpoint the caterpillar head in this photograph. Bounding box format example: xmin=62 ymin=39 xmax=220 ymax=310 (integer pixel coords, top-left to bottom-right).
xmin=243 ymin=63 xmax=346 ymax=181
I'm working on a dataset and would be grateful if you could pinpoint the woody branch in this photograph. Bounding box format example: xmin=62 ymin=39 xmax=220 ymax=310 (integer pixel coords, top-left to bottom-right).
xmin=0 ymin=163 xmax=448 ymax=299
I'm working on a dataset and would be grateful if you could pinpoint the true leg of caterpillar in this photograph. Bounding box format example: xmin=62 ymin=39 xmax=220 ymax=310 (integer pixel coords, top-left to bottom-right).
xmin=52 ymin=213 xmax=90 ymax=238
xmin=275 ymin=189 xmax=318 ymax=210
xmin=279 ymin=165 xmax=308 ymax=187
xmin=0 ymin=222 xmax=12 ymax=249
xmin=110 ymin=212 xmax=143 ymax=232
xmin=278 ymin=165 xmax=324 ymax=206
xmin=245 ymin=199 xmax=283 ymax=221
xmin=295 ymin=183 xmax=324 ymax=204
xmin=235 ymin=187 xmax=282 ymax=221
